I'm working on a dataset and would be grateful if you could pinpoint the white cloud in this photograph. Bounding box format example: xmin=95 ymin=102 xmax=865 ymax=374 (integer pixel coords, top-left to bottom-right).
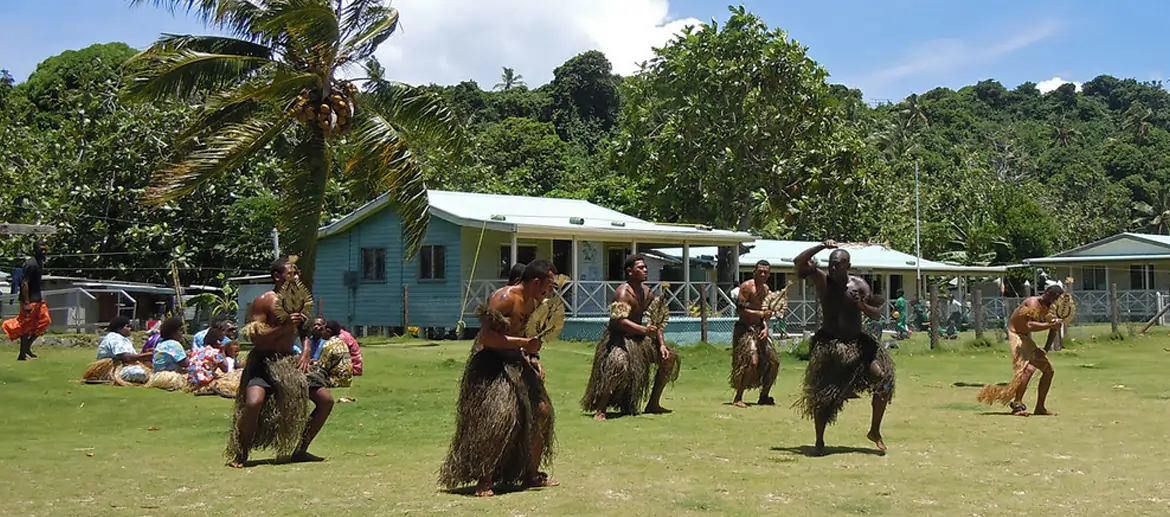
xmin=859 ymin=19 xmax=1063 ymax=89
xmin=1036 ymin=76 xmax=1082 ymax=93
xmin=371 ymin=0 xmax=702 ymax=88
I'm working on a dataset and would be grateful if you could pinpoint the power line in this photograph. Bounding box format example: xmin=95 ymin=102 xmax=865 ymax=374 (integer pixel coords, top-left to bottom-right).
xmin=17 ymin=207 xmax=254 ymax=240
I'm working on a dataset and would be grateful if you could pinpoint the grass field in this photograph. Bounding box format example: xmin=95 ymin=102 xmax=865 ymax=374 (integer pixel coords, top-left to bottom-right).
xmin=2 ymin=326 xmax=1169 ymax=516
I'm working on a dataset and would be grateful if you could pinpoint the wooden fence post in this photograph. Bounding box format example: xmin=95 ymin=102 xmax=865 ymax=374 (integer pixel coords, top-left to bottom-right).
xmin=1110 ymin=283 xmax=1120 ymax=334
xmin=700 ymin=284 xmax=709 ymax=344
xmin=929 ymin=284 xmax=940 ymax=350
xmin=973 ymin=290 xmax=984 ymax=339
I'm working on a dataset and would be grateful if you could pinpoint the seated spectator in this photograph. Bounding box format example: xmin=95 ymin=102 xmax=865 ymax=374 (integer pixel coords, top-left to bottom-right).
xmin=151 ymin=317 xmax=190 ymax=373
xmin=187 ymin=321 xmax=231 ymax=394
xmin=83 ymin=316 xmax=152 ymax=384
xmin=305 ymin=317 xmax=327 ymax=360
xmin=336 ymin=323 xmax=363 ymax=376
xmin=309 ymin=321 xmax=353 ymax=388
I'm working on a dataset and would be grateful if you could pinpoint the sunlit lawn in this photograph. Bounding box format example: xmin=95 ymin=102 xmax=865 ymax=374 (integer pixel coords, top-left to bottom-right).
xmin=2 ymin=324 xmax=1169 ymax=516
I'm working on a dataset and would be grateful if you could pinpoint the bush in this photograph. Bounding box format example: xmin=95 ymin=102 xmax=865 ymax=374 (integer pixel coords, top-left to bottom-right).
xmin=782 ymin=339 xmax=812 ymax=362
xmin=963 ymin=337 xmax=996 ymax=349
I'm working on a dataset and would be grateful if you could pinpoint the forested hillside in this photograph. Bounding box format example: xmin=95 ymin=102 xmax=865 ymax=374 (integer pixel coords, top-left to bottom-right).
xmin=1 ymin=8 xmax=1166 ymax=285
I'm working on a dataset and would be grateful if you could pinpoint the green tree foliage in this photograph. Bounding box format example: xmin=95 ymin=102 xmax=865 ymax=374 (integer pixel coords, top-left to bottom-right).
xmin=5 ymin=3 xmax=1170 ymax=290
xmin=123 ymin=0 xmax=466 ymax=287
xmin=611 ymin=6 xmax=864 ymax=281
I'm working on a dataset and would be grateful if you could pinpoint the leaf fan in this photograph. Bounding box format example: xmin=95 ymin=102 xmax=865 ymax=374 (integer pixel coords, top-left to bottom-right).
xmin=1051 ymin=292 xmax=1076 ymax=323
xmin=646 ymin=296 xmax=670 ymax=328
xmin=525 ymin=297 xmax=566 ymax=342
xmin=274 ymin=276 xmax=313 ymax=323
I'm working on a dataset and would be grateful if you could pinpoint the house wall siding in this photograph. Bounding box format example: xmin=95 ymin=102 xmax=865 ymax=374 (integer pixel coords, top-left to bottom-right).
xmin=314 ymin=209 xmax=463 ymax=330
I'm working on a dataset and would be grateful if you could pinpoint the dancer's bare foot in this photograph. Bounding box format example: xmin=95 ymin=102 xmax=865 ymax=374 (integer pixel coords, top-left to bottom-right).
xmin=644 ymin=405 xmax=672 ymax=414
xmin=757 ymin=396 xmax=775 ymax=406
xmin=1009 ymin=402 xmax=1030 ymax=417
xmin=291 ymin=451 xmax=326 ymax=463
xmin=867 ymin=431 xmax=887 ymax=452
xmin=733 ymin=400 xmax=748 ymax=408
xmin=812 ymin=441 xmax=826 ymax=456
xmin=593 ymin=411 xmax=607 ymax=421
xmin=474 ymin=486 xmax=494 ymax=497
xmin=227 ymin=457 xmax=247 ymax=469
xmin=1032 ymin=407 xmax=1058 ymax=416
xmin=523 ymin=474 xmax=560 ymax=489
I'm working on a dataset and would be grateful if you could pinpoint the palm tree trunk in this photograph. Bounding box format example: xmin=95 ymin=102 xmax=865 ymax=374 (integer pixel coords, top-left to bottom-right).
xmin=282 ymin=130 xmax=331 ymax=289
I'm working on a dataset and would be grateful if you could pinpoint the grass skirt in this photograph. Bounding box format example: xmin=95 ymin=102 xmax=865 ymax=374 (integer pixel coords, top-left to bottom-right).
xmin=730 ymin=321 xmax=779 ymax=391
xmin=977 ymin=331 xmax=1046 ymax=407
xmin=439 ymin=346 xmax=554 ymax=489
xmin=580 ymin=329 xmax=680 ymax=415
xmin=794 ymin=330 xmax=895 ymax=425
xmin=82 ymin=358 xmax=116 ymax=383
xmin=145 ymin=370 xmax=188 ymax=391
xmin=185 ymin=369 xmax=242 ymax=398
xmin=224 ymin=354 xmax=310 ymax=461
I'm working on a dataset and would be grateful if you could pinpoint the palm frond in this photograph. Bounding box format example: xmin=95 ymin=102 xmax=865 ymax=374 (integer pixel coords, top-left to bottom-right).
xmin=145 ymin=113 xmax=291 ymax=205
xmin=342 ymin=4 xmax=399 ymax=61
xmin=358 ymin=81 xmax=468 ymax=156
xmin=124 ymin=49 xmax=273 ymax=101
xmin=259 ymin=0 xmax=340 ymax=61
xmin=129 ymin=0 xmax=264 ymax=40
xmin=176 ymin=71 xmax=318 ymax=142
xmin=346 ymin=111 xmax=430 ymax=260
xmin=149 ymin=33 xmax=273 ymax=58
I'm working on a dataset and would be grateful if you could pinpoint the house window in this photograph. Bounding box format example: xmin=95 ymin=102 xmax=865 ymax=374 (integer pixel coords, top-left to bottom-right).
xmin=737 ymin=270 xmax=786 ymax=291
xmin=552 ymin=240 xmax=573 ymax=278
xmin=361 ymin=248 xmax=386 ymax=281
xmin=890 ymin=275 xmax=905 ymax=297
xmin=607 ymin=248 xmax=632 ymax=281
xmin=1082 ymin=266 xmax=1107 ymax=291
xmin=499 ymin=245 xmax=537 ymax=279
xmin=1130 ymin=264 xmax=1155 ymax=290
xmin=420 ymin=245 xmax=446 ymax=280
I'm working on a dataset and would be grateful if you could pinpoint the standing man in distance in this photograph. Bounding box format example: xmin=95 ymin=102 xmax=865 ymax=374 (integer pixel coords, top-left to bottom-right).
xmin=4 ymin=241 xmax=50 ymax=361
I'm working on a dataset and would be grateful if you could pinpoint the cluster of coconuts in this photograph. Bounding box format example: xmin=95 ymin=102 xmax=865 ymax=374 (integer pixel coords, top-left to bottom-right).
xmin=291 ymin=81 xmax=358 ymax=137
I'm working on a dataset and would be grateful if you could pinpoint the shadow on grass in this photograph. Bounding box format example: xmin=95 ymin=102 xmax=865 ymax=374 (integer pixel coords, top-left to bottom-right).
xmin=771 ymin=445 xmax=885 ymax=457
xmin=581 ymin=411 xmax=631 ymax=421
xmin=443 ymin=483 xmax=555 ymax=498
xmin=953 ymin=381 xmax=991 ymax=388
xmin=978 ymin=411 xmax=1028 ymax=417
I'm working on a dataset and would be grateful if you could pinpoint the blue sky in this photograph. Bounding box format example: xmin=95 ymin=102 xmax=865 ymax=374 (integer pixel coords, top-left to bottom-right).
xmin=2 ymin=0 xmax=1166 ymax=102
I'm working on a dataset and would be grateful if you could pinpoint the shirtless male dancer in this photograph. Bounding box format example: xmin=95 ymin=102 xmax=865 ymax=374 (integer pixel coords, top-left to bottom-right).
xmin=731 ymin=260 xmax=779 ymax=408
xmin=793 ymin=240 xmax=895 ymax=455
xmin=978 ymin=283 xmax=1064 ymax=416
xmin=230 ymin=258 xmax=333 ymax=468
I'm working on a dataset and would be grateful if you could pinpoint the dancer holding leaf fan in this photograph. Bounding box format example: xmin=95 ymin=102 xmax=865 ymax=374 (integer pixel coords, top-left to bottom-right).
xmin=581 ymin=255 xmax=679 ymax=421
xmin=227 ymin=257 xmax=333 ymax=468
xmin=730 ymin=261 xmax=787 ymax=408
xmin=440 ymin=260 xmax=560 ymax=497
xmin=977 ymin=282 xmax=1066 ymax=416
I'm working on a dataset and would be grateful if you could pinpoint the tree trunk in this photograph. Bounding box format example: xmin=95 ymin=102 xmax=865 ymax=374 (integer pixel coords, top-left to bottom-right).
xmin=281 ymin=131 xmax=331 ymax=289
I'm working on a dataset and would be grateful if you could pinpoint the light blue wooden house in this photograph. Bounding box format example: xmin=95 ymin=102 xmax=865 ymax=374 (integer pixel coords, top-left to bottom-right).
xmin=311 ymin=190 xmax=754 ymax=341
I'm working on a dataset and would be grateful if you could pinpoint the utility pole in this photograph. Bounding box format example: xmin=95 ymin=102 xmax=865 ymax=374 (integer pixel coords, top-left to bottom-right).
xmin=915 ymin=162 xmax=922 ymax=299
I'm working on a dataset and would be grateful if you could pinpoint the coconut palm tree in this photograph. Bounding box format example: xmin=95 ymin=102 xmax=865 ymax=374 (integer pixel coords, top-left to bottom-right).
xmin=123 ymin=0 xmax=466 ymax=286
xmin=1132 ymin=187 xmax=1170 ymax=235
xmin=493 ymin=67 xmax=525 ymax=91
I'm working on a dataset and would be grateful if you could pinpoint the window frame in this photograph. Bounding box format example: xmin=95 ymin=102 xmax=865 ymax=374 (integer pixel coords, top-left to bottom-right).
xmin=419 ymin=245 xmax=447 ymax=282
xmin=360 ymin=247 xmax=387 ymax=283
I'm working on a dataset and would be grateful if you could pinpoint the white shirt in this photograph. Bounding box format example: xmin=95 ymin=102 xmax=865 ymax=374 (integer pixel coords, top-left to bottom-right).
xmin=96 ymin=332 xmax=135 ymax=359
